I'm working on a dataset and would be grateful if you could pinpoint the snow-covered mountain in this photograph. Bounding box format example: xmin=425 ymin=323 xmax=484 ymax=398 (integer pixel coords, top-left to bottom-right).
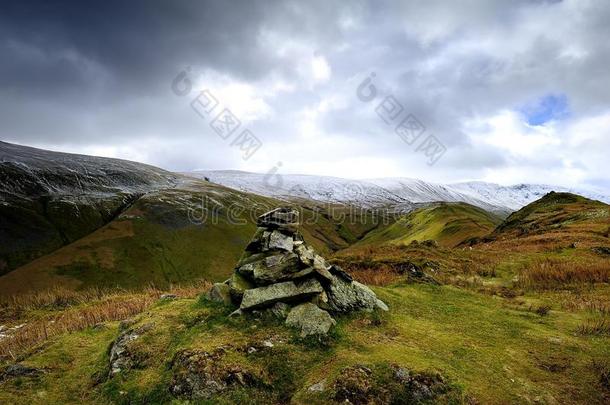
xmin=185 ymin=170 xmax=610 ymax=213
xmin=0 ymin=141 xmax=178 ymax=199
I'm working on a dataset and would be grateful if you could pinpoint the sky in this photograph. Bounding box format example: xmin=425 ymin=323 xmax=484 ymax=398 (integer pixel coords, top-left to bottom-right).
xmin=1 ymin=0 xmax=610 ymax=190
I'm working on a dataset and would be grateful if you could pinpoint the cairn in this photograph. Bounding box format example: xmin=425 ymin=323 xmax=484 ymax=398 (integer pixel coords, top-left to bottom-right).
xmin=207 ymin=207 xmax=388 ymax=336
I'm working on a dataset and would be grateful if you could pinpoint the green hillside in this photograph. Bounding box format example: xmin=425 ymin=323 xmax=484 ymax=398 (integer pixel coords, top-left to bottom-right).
xmin=0 ymin=179 xmax=384 ymax=296
xmin=354 ymin=202 xmax=502 ymax=248
xmin=494 ymin=192 xmax=610 ymax=238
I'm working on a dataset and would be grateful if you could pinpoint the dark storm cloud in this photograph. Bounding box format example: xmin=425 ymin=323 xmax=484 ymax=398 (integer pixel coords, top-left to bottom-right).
xmin=1 ymin=0 xmax=609 ymax=188
xmin=0 ymin=1 xmax=273 ymax=95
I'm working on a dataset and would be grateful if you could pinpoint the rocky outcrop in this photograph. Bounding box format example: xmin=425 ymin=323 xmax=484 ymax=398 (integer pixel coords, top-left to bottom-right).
xmin=0 ymin=364 xmax=43 ymax=381
xmin=108 ymin=323 xmax=154 ymax=376
xmin=170 ymin=347 xmax=260 ymax=400
xmin=332 ymin=364 xmax=454 ymax=404
xmin=207 ymin=207 xmax=387 ymax=337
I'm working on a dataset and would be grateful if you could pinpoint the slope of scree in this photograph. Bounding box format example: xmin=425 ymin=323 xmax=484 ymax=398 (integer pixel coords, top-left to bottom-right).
xmin=207 ymin=207 xmax=388 ymax=337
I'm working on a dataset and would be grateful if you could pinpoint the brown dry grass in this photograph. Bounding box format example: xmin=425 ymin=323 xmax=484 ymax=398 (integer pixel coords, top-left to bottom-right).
xmin=349 ymin=267 xmax=401 ymax=286
xmin=557 ymin=289 xmax=610 ymax=315
xmin=576 ymin=319 xmax=610 ymax=336
xmin=0 ymin=279 xmax=211 ymax=360
xmin=518 ymin=258 xmax=610 ymax=290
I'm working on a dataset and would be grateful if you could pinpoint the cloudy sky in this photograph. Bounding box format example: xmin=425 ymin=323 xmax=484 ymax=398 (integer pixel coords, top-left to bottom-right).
xmin=2 ymin=0 xmax=610 ymax=190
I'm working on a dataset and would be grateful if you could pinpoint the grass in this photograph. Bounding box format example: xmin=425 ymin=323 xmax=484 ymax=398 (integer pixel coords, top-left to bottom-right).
xmin=353 ymin=202 xmax=502 ymax=248
xmin=1 ymin=283 xmax=608 ymax=404
xmin=0 ymin=182 xmax=386 ymax=296
xmin=518 ymin=257 xmax=610 ymax=290
xmin=0 ymin=280 xmax=211 ymax=360
xmin=1 ymin=191 xmax=610 ymax=402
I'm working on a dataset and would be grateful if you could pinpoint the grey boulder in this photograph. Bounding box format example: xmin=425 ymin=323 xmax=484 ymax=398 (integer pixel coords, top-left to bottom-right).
xmin=206 ymin=283 xmax=232 ymax=305
xmin=285 ymin=303 xmax=336 ymax=337
xmin=326 ymin=275 xmax=388 ymax=313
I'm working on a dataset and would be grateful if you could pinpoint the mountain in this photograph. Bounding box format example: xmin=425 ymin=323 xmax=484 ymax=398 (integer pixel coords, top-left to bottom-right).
xmin=489 ymin=191 xmax=610 ymax=250
xmin=353 ymin=202 xmax=503 ymax=248
xmin=0 ymin=142 xmax=384 ymax=295
xmin=1 ymin=146 xmax=609 ymax=404
xmin=2 ymin=193 xmax=609 ymax=404
xmin=187 ymin=170 xmax=610 ymax=214
xmin=0 ymin=141 xmax=179 ymax=274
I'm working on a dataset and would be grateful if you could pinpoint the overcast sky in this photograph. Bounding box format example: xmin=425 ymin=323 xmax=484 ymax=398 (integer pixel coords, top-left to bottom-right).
xmin=2 ymin=0 xmax=610 ymax=190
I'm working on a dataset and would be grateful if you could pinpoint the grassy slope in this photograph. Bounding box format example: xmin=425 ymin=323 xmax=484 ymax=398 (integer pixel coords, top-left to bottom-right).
xmin=1 ymin=192 xmax=609 ymax=403
xmin=0 ymin=284 xmax=608 ymax=404
xmin=353 ymin=202 xmax=502 ymax=248
xmin=489 ymin=192 xmax=610 ymax=250
xmin=0 ymin=180 xmax=383 ymax=296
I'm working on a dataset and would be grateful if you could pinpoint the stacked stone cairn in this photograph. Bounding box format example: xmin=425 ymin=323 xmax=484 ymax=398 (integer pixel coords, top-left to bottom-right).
xmin=207 ymin=207 xmax=388 ymax=337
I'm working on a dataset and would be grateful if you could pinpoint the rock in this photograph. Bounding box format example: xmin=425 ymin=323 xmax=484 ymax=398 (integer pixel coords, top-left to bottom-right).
xmin=225 ymin=206 xmax=387 ymax=327
xmin=109 ymin=323 xmax=154 ymax=376
xmin=399 ymin=262 xmax=440 ymax=285
xmin=326 ymin=275 xmax=386 ymax=313
xmin=207 ymin=283 xmax=232 ymax=305
xmin=119 ymin=318 xmax=137 ymax=331
xmin=314 ymin=266 xmax=334 ymax=283
xmin=311 ymin=290 xmax=331 ymax=311
xmin=308 ymin=379 xmax=327 ymax=392
xmin=285 ymin=303 xmax=336 ymax=337
xmin=257 ymin=207 xmax=299 ymax=227
xmin=160 ymin=293 xmax=178 ymax=300
xmin=295 ymin=244 xmax=316 ymax=266
xmin=375 ymin=299 xmax=389 ymax=312
xmin=240 ymin=279 xmax=323 ymax=310
xmin=228 ymin=308 xmax=243 ymax=318
xmin=332 ymin=364 xmax=452 ymax=404
xmin=312 ymin=256 xmax=335 ymax=282
xmin=592 ymin=246 xmax=610 ymax=256
xmin=329 ymin=264 xmax=353 ymax=282
xmin=244 ymin=227 xmax=270 ymax=252
xmin=391 ymin=365 xmax=449 ymax=402
xmin=267 ymin=302 xmax=291 ymax=319
xmin=235 ymin=251 xmax=271 ymax=268
xmin=252 ymin=253 xmax=302 ymax=284
xmin=170 ymin=348 xmax=259 ymax=400
xmin=0 ymin=364 xmax=42 ymax=381
xmin=268 ymin=230 xmax=294 ymax=251
xmin=228 ymin=272 xmax=254 ymax=303
xmin=333 ymin=365 xmax=374 ymax=404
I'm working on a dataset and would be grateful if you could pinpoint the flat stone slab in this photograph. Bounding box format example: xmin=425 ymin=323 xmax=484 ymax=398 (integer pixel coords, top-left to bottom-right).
xmin=257 ymin=207 xmax=299 ymax=226
xmin=240 ymin=278 xmax=323 ymax=310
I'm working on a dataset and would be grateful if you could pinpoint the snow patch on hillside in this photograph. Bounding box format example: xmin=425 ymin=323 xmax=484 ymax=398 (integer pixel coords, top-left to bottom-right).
xmin=185 ymin=170 xmax=610 ymax=212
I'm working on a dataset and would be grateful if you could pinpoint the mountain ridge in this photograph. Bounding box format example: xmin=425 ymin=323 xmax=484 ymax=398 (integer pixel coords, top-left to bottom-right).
xmin=185 ymin=169 xmax=610 ymax=213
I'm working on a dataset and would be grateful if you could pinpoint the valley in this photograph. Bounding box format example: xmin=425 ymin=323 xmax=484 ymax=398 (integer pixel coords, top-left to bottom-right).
xmin=0 ymin=142 xmax=609 ymax=404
